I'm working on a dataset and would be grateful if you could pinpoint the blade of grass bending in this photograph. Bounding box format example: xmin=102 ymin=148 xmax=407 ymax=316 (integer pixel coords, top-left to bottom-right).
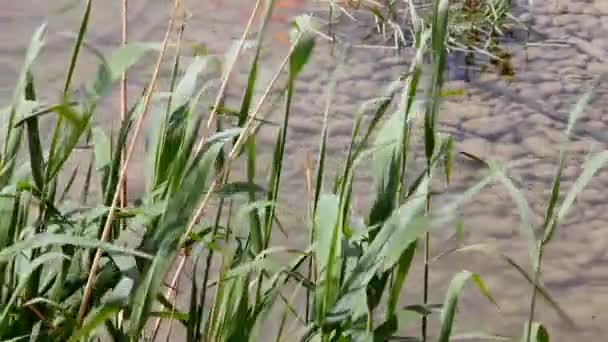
xmin=438 ymin=271 xmax=498 ymax=342
xmin=543 ymin=78 xmax=601 ymax=243
xmin=78 ymin=0 xmax=182 ymax=321
xmin=276 ymin=280 xmax=305 ymax=342
xmin=165 ymin=88 xmax=208 ymax=195
xmin=553 ymin=150 xmax=608 ymax=236
xmin=444 ymin=243 xmax=575 ymax=326
xmin=493 ymin=165 xmax=539 ymax=268
xmin=351 ymin=86 xmax=400 ymax=162
xmin=12 ymin=102 xmax=78 ymax=127
xmin=522 ymin=80 xmax=602 ymax=340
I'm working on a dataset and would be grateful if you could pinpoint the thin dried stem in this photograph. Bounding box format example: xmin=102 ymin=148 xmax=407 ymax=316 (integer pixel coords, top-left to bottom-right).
xmin=161 ymin=31 xmax=306 ymax=318
xmin=189 ymin=29 xmax=304 ymax=245
xmin=193 ymin=0 xmax=263 ymax=156
xmin=154 ymin=0 xmax=263 ymax=329
xmin=117 ymin=0 xmax=128 ymax=329
xmin=148 ymin=19 xmax=187 ymax=341
xmin=77 ymin=0 xmax=182 ymax=321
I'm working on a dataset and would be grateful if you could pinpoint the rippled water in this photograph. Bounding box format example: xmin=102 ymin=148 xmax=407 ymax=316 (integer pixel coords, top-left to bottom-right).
xmin=2 ymin=0 xmax=608 ymax=340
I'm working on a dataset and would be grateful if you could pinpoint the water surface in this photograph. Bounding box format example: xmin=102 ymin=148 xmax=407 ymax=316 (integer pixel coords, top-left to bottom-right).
xmin=2 ymin=0 xmax=608 ymax=340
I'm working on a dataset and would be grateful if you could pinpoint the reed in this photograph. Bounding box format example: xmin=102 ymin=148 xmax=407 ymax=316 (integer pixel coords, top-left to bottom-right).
xmin=0 ymin=0 xmax=601 ymax=341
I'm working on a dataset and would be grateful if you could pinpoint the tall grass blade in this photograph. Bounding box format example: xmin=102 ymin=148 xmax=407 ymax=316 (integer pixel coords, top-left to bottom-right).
xmin=542 ymin=79 xmax=603 ymax=242
xmin=386 ymin=243 xmax=416 ymax=318
xmin=493 ymin=165 xmax=538 ymax=268
xmin=263 ymin=22 xmax=315 ymax=247
xmin=62 ymin=0 xmax=92 ymax=95
xmin=234 ymin=0 xmax=271 ymax=256
xmin=438 ymin=271 xmax=497 ymax=342
xmin=423 ymin=1 xmax=450 ymax=339
xmin=541 ymin=156 xmax=563 ymax=244
xmin=314 ymin=194 xmax=341 ymax=324
xmin=187 ymin=255 xmax=201 ymax=342
xmin=308 ymin=45 xmax=344 ymax=323
xmin=555 ymin=150 xmax=608 ymax=234
xmin=446 ymin=243 xmax=575 ymax=326
xmin=424 ymin=0 xmax=450 ymax=163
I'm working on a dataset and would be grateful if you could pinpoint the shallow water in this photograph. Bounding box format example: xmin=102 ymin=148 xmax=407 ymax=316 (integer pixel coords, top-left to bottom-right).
xmin=2 ymin=0 xmax=608 ymax=340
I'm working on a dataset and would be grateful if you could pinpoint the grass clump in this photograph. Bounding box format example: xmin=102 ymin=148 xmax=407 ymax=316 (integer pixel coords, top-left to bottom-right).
xmin=0 ymin=0 xmax=604 ymax=341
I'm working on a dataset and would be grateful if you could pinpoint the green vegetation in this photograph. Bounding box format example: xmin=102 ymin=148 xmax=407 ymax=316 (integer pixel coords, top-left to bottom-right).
xmin=0 ymin=0 xmax=604 ymax=341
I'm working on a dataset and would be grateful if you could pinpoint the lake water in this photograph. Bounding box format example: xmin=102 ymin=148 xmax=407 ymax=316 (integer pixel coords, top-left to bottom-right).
xmin=2 ymin=0 xmax=608 ymax=340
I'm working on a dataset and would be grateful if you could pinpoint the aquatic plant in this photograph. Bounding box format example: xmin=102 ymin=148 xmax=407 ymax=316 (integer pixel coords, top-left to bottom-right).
xmin=0 ymin=0 xmax=602 ymax=341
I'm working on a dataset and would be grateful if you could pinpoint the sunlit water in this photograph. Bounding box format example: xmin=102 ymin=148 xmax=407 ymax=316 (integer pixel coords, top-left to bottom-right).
xmin=2 ymin=0 xmax=608 ymax=340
